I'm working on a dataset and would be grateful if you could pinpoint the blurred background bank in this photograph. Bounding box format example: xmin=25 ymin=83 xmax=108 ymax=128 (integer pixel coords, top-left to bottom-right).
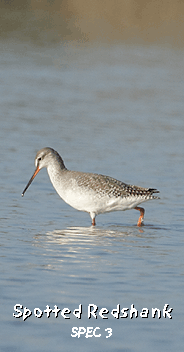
xmin=1 ymin=0 xmax=184 ymax=45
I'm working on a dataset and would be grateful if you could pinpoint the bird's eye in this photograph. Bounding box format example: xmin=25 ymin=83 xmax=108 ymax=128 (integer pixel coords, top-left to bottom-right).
xmin=38 ymin=157 xmax=42 ymax=161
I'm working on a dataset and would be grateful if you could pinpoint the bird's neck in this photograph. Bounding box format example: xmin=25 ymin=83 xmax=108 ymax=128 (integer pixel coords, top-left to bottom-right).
xmin=46 ymin=157 xmax=67 ymax=192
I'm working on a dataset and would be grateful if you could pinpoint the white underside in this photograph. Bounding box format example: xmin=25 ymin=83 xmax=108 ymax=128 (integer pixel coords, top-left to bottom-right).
xmin=63 ymin=189 xmax=147 ymax=213
xmin=47 ymin=167 xmax=152 ymax=219
xmin=48 ymin=171 xmax=149 ymax=220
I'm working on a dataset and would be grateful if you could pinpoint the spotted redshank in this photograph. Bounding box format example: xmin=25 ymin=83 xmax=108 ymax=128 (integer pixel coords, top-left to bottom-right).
xmin=22 ymin=147 xmax=159 ymax=226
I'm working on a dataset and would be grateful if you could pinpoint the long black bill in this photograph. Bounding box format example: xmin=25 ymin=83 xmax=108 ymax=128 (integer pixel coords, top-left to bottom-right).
xmin=22 ymin=166 xmax=40 ymax=197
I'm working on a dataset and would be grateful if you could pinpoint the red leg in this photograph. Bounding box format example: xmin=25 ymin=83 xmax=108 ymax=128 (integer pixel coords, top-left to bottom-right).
xmin=135 ymin=206 xmax=145 ymax=227
xmin=92 ymin=218 xmax=96 ymax=226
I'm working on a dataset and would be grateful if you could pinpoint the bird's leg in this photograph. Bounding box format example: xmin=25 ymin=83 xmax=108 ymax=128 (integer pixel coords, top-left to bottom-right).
xmin=92 ymin=218 xmax=96 ymax=226
xmin=135 ymin=206 xmax=145 ymax=227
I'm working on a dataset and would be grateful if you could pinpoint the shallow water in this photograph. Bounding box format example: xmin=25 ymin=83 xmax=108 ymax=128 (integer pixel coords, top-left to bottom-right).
xmin=1 ymin=40 xmax=184 ymax=351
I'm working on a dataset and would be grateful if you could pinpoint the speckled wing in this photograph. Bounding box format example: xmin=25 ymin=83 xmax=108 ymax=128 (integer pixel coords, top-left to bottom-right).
xmin=70 ymin=171 xmax=160 ymax=200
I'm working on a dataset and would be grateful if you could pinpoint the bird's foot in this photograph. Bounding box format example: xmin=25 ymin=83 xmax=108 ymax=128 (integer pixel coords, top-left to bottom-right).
xmin=135 ymin=206 xmax=145 ymax=227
